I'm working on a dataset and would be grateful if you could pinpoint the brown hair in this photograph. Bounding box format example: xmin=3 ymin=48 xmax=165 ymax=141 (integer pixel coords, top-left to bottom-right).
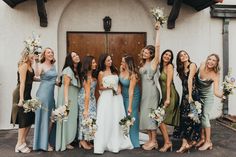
xmin=40 ymin=47 xmax=56 ymax=64
xmin=205 ymin=53 xmax=220 ymax=73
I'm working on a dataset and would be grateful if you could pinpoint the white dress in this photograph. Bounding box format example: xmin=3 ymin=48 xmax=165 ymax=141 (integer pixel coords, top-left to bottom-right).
xmin=94 ymin=75 xmax=133 ymax=154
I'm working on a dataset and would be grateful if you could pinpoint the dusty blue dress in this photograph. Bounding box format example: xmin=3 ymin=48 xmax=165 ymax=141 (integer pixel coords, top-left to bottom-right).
xmin=55 ymin=67 xmax=81 ymax=151
xmin=78 ymin=80 xmax=97 ymax=141
xmin=196 ymin=69 xmax=214 ymax=128
xmin=120 ymin=77 xmax=140 ymax=148
xmin=33 ymin=66 xmax=57 ymax=151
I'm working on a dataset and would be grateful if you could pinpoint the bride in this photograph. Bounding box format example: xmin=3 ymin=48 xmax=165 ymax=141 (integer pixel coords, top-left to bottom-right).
xmin=94 ymin=53 xmax=133 ymax=154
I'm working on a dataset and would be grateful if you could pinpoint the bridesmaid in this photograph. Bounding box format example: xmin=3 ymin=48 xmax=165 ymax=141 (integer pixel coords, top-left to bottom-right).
xmin=55 ymin=51 xmax=82 ymax=151
xmin=196 ymin=54 xmax=224 ymax=151
xmin=33 ymin=48 xmax=57 ymax=151
xmin=120 ymin=55 xmax=141 ymax=148
xmin=78 ymin=55 xmax=97 ymax=150
xmin=158 ymin=49 xmax=180 ymax=152
xmin=11 ymin=49 xmax=35 ymax=153
xmin=139 ymin=23 xmax=160 ymax=150
xmin=173 ymin=50 xmax=202 ymax=153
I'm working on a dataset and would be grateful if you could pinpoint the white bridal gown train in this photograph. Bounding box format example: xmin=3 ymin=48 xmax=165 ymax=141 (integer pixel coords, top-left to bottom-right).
xmin=94 ymin=75 xmax=133 ymax=154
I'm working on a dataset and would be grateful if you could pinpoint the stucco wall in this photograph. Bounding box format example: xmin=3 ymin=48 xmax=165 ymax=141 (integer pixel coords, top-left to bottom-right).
xmin=0 ymin=0 xmax=235 ymax=129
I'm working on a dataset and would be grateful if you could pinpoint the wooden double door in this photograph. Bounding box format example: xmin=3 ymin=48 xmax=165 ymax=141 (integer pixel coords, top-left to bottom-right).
xmin=67 ymin=32 xmax=146 ymax=68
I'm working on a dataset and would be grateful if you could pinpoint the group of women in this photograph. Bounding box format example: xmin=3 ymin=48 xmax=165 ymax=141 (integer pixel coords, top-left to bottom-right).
xmin=11 ymin=22 xmax=224 ymax=154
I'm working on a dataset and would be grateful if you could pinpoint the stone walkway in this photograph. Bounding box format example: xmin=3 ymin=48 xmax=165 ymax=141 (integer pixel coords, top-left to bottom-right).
xmin=0 ymin=120 xmax=235 ymax=157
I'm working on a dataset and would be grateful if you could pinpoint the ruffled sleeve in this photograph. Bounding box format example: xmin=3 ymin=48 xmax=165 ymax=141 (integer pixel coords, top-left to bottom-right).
xmin=62 ymin=67 xmax=79 ymax=87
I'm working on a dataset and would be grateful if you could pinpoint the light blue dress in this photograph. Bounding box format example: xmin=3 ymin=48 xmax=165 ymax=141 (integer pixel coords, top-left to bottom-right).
xmin=78 ymin=80 xmax=97 ymax=141
xmin=33 ymin=66 xmax=57 ymax=151
xmin=120 ymin=77 xmax=141 ymax=148
xmin=55 ymin=67 xmax=81 ymax=151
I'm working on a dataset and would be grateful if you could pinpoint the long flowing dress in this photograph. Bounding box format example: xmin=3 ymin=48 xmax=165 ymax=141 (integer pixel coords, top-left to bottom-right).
xmin=139 ymin=61 xmax=160 ymax=131
xmin=173 ymin=63 xmax=202 ymax=141
xmin=196 ymin=69 xmax=214 ymax=128
xmin=11 ymin=70 xmax=35 ymax=128
xmin=33 ymin=66 xmax=57 ymax=151
xmin=159 ymin=70 xmax=180 ymax=126
xmin=78 ymin=80 xmax=97 ymax=141
xmin=120 ymin=77 xmax=140 ymax=148
xmin=55 ymin=67 xmax=80 ymax=151
xmin=94 ymin=75 xmax=133 ymax=154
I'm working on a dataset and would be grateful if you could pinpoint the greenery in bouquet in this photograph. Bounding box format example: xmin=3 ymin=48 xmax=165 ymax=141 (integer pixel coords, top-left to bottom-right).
xmin=222 ymin=68 xmax=236 ymax=97
xmin=51 ymin=101 xmax=71 ymax=123
xmin=188 ymin=101 xmax=202 ymax=123
xmin=148 ymin=107 xmax=165 ymax=127
xmin=119 ymin=115 xmax=135 ymax=137
xmin=150 ymin=7 xmax=167 ymax=26
xmin=23 ymin=98 xmax=42 ymax=113
xmin=81 ymin=118 xmax=97 ymax=141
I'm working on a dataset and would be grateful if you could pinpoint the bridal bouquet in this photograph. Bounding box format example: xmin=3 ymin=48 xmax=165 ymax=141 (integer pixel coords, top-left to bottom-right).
xmin=51 ymin=101 xmax=71 ymax=123
xmin=150 ymin=7 xmax=167 ymax=26
xmin=24 ymin=32 xmax=42 ymax=55
xmin=222 ymin=69 xmax=236 ymax=98
xmin=148 ymin=107 xmax=165 ymax=127
xmin=102 ymin=78 xmax=118 ymax=95
xmin=81 ymin=118 xmax=97 ymax=141
xmin=188 ymin=101 xmax=202 ymax=123
xmin=119 ymin=115 xmax=135 ymax=137
xmin=23 ymin=98 xmax=42 ymax=113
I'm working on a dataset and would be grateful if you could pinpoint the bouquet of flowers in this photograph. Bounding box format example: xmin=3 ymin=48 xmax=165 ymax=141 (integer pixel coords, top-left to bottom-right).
xmin=119 ymin=115 xmax=135 ymax=137
xmin=188 ymin=101 xmax=202 ymax=123
xmin=81 ymin=118 xmax=97 ymax=141
xmin=51 ymin=101 xmax=71 ymax=123
xmin=102 ymin=78 xmax=118 ymax=95
xmin=148 ymin=107 xmax=165 ymax=127
xmin=222 ymin=69 xmax=236 ymax=98
xmin=150 ymin=7 xmax=167 ymax=26
xmin=23 ymin=98 xmax=42 ymax=113
xmin=24 ymin=32 xmax=42 ymax=55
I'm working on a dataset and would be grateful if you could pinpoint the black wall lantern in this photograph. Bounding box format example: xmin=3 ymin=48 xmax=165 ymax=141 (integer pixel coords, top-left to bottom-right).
xmin=103 ymin=16 xmax=112 ymax=32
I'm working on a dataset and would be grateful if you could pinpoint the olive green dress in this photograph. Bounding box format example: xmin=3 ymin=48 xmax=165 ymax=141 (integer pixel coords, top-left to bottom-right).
xmin=159 ymin=70 xmax=180 ymax=126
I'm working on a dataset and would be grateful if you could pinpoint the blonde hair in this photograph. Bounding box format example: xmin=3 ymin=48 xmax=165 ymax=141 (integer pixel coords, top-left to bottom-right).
xmin=17 ymin=48 xmax=32 ymax=67
xmin=40 ymin=47 xmax=56 ymax=64
xmin=205 ymin=53 xmax=220 ymax=73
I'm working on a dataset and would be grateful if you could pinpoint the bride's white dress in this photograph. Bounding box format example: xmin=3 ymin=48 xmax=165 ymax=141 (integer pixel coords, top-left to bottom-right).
xmin=94 ymin=75 xmax=133 ymax=154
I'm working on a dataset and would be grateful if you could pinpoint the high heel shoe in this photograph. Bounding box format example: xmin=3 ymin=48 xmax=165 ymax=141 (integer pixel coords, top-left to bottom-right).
xmin=15 ymin=143 xmax=30 ymax=153
xmin=159 ymin=143 xmax=172 ymax=152
xmin=79 ymin=142 xmax=92 ymax=150
xmin=195 ymin=139 xmax=205 ymax=148
xmin=198 ymin=142 xmax=213 ymax=151
xmin=47 ymin=145 xmax=54 ymax=152
xmin=142 ymin=142 xmax=158 ymax=150
xmin=176 ymin=144 xmax=191 ymax=153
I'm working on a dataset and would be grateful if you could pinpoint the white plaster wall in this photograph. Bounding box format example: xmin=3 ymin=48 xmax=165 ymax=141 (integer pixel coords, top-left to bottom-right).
xmin=0 ymin=0 xmax=235 ymax=129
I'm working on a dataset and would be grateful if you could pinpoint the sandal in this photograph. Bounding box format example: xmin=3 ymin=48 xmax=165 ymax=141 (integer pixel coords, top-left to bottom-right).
xmin=15 ymin=143 xmax=30 ymax=153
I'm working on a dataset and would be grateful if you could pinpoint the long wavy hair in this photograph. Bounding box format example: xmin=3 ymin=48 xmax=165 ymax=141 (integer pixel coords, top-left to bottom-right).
xmin=18 ymin=48 xmax=32 ymax=67
xmin=81 ymin=55 xmax=97 ymax=81
xmin=159 ymin=49 xmax=174 ymax=72
xmin=60 ymin=51 xmax=82 ymax=85
xmin=139 ymin=45 xmax=155 ymax=67
xmin=176 ymin=50 xmax=191 ymax=81
xmin=40 ymin=47 xmax=56 ymax=64
xmin=205 ymin=53 xmax=220 ymax=73
xmin=98 ymin=53 xmax=118 ymax=74
xmin=123 ymin=55 xmax=139 ymax=80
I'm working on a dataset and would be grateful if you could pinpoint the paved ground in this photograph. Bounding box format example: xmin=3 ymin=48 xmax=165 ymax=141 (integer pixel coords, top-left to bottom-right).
xmin=0 ymin=120 xmax=235 ymax=157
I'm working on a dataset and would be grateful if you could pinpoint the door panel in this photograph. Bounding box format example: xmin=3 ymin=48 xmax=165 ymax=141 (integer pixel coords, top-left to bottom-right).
xmin=67 ymin=32 xmax=146 ymax=69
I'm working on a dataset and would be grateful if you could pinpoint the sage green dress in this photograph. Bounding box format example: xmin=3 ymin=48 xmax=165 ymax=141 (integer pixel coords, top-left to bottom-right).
xmin=159 ymin=70 xmax=180 ymax=126
xmin=139 ymin=61 xmax=160 ymax=131
xmin=55 ymin=67 xmax=80 ymax=151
